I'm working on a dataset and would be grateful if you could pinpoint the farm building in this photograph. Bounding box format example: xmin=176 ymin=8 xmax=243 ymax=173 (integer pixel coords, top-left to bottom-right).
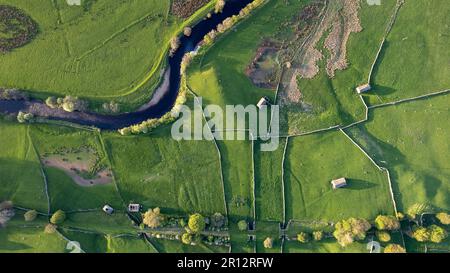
xmin=331 ymin=178 xmax=347 ymax=189
xmin=102 ymin=205 xmax=114 ymax=215
xmin=356 ymin=84 xmax=371 ymax=94
xmin=128 ymin=203 xmax=141 ymax=213
xmin=257 ymin=97 xmax=270 ymax=109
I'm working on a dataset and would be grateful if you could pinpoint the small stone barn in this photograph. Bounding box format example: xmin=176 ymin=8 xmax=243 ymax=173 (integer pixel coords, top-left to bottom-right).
xmin=331 ymin=178 xmax=347 ymax=189
xmin=257 ymin=97 xmax=270 ymax=109
xmin=356 ymin=84 xmax=372 ymax=94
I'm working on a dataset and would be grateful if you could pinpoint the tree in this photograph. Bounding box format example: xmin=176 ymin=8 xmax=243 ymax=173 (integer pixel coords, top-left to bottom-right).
xmin=313 ymin=231 xmax=324 ymax=241
xmin=45 ymin=96 xmax=58 ymax=109
xmin=102 ymin=101 xmax=120 ymax=113
xmin=210 ymin=213 xmax=226 ymax=228
xmin=411 ymin=226 xmax=430 ymax=242
xmin=0 ymin=201 xmax=15 ymax=228
xmin=188 ymin=213 xmax=206 ymax=234
xmin=428 ymin=225 xmax=448 ymax=243
xmin=50 ymin=210 xmax=66 ymax=225
xmin=436 ymin=212 xmax=450 ymax=225
xmin=215 ymin=0 xmax=226 ymax=13
xmin=183 ymin=27 xmax=192 ymax=37
xmin=62 ymin=96 xmax=76 ymax=112
xmin=263 ymin=237 xmax=273 ymax=249
xmin=17 ymin=111 xmax=33 ymax=123
xmin=396 ymin=212 xmax=405 ymax=220
xmin=384 ymin=244 xmax=406 ymax=253
xmin=333 ymin=218 xmax=371 ymax=247
xmin=375 ymin=215 xmax=400 ymax=231
xmin=237 ymin=220 xmax=247 ymax=231
xmin=297 ymin=232 xmax=309 ymax=243
xmin=376 ymin=231 xmax=391 ymax=243
xmin=44 ymin=223 xmax=57 ymax=234
xmin=170 ymin=36 xmax=180 ymax=54
xmin=407 ymin=203 xmax=434 ymax=220
xmin=181 ymin=233 xmax=193 ymax=245
xmin=24 ymin=210 xmax=38 ymax=222
xmin=143 ymin=207 xmax=163 ymax=228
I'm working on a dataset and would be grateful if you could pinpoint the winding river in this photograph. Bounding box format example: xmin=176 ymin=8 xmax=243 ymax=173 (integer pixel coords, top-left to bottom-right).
xmin=0 ymin=0 xmax=253 ymax=130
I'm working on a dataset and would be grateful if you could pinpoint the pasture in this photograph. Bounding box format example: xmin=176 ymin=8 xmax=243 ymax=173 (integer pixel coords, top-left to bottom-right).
xmin=284 ymin=131 xmax=394 ymax=222
xmin=0 ymin=0 xmax=214 ymax=109
xmin=103 ymin=126 xmax=226 ymax=216
xmin=367 ymin=0 xmax=450 ymax=105
xmin=347 ymin=94 xmax=450 ymax=213
xmin=1 ymin=0 xmax=450 ymax=253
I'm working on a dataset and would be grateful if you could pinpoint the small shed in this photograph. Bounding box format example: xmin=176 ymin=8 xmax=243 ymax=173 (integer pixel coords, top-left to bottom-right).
xmin=331 ymin=178 xmax=347 ymax=189
xmin=102 ymin=205 xmax=114 ymax=215
xmin=257 ymin=97 xmax=270 ymax=109
xmin=356 ymin=84 xmax=371 ymax=94
xmin=128 ymin=203 xmax=141 ymax=213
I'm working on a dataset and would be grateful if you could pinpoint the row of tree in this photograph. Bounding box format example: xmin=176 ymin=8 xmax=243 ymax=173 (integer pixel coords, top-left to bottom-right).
xmin=202 ymin=0 xmax=265 ymax=47
xmin=45 ymin=95 xmax=88 ymax=113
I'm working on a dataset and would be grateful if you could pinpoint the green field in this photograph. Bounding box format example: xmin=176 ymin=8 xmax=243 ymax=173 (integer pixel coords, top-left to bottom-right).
xmin=347 ymin=95 xmax=450 ymax=212
xmin=285 ymin=131 xmax=394 ymax=222
xmin=0 ymin=226 xmax=67 ymax=253
xmin=254 ymin=139 xmax=286 ymax=222
xmin=104 ymin=126 xmax=226 ymax=215
xmin=29 ymin=125 xmax=124 ymax=211
xmin=1 ymin=0 xmax=450 ymax=253
xmin=283 ymin=0 xmax=396 ymax=133
xmin=0 ymin=0 xmax=215 ymax=109
xmin=367 ymin=0 xmax=450 ymax=105
xmin=217 ymin=140 xmax=254 ymax=221
xmin=0 ymin=122 xmax=48 ymax=212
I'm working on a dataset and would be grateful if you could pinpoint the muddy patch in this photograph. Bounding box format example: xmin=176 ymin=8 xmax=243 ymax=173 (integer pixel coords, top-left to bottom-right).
xmin=298 ymin=0 xmax=362 ymax=79
xmin=245 ymin=41 xmax=282 ymax=90
xmin=41 ymin=146 xmax=112 ymax=187
xmin=324 ymin=0 xmax=362 ymax=77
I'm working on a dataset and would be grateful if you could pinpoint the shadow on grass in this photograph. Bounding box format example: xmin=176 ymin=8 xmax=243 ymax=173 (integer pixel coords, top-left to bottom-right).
xmin=344 ymin=178 xmax=378 ymax=190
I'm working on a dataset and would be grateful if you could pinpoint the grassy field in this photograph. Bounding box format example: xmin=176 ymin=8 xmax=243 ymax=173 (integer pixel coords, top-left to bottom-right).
xmin=187 ymin=0 xmax=297 ymax=108
xmin=62 ymin=211 xmax=134 ymax=234
xmin=283 ymin=238 xmax=368 ymax=253
xmin=0 ymin=226 xmax=67 ymax=253
xmin=104 ymin=125 xmax=226 ymax=216
xmin=149 ymin=237 xmax=229 ymax=253
xmin=29 ymin=124 xmax=124 ymax=211
xmin=367 ymin=0 xmax=450 ymax=105
xmin=283 ymin=0 xmax=396 ymax=133
xmin=255 ymin=221 xmax=281 ymax=253
xmin=254 ymin=139 xmax=286 ymax=222
xmin=217 ymin=140 xmax=253 ymax=222
xmin=0 ymin=0 xmax=215 ymax=109
xmin=347 ymin=94 xmax=450 ymax=213
xmin=1 ymin=0 xmax=449 ymax=254
xmin=284 ymin=131 xmax=394 ymax=222
xmin=0 ymin=122 xmax=48 ymax=212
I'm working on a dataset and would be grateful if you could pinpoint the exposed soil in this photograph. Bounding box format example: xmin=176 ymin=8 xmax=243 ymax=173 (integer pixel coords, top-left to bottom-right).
xmin=245 ymin=41 xmax=282 ymax=90
xmin=41 ymin=147 xmax=112 ymax=187
xmin=278 ymin=1 xmax=326 ymax=105
xmin=171 ymin=0 xmax=210 ymax=18
xmin=324 ymin=0 xmax=362 ymax=77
